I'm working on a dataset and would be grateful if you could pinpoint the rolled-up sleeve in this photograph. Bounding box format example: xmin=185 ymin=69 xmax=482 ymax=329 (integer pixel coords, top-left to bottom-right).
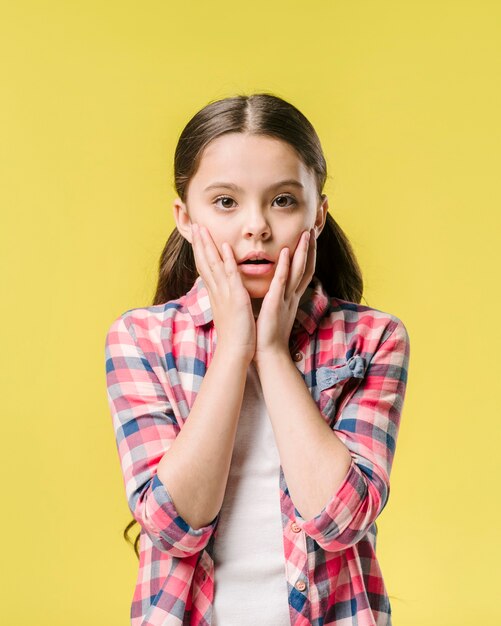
xmin=294 ymin=317 xmax=411 ymax=552
xmin=104 ymin=313 xmax=218 ymax=558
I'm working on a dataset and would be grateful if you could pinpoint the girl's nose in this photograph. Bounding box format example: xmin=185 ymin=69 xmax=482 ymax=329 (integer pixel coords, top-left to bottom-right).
xmin=243 ymin=212 xmax=271 ymax=240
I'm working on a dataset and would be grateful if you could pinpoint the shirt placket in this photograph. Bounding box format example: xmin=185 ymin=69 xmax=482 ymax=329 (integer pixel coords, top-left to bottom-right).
xmin=281 ymin=471 xmax=311 ymax=624
xmin=282 ymin=325 xmax=313 ymax=624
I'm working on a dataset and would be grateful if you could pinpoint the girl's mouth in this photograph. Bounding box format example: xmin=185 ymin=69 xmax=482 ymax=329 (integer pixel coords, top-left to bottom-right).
xmin=238 ymin=261 xmax=275 ymax=275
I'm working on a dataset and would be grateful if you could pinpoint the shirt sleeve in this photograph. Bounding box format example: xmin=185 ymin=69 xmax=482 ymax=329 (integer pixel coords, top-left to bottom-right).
xmin=104 ymin=313 xmax=218 ymax=558
xmin=293 ymin=317 xmax=411 ymax=552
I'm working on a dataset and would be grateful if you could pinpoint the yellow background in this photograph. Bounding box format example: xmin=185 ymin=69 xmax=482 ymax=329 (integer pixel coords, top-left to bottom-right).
xmin=2 ymin=1 xmax=500 ymax=624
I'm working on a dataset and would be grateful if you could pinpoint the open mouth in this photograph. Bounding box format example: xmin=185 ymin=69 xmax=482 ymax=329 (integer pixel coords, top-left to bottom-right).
xmin=238 ymin=260 xmax=275 ymax=275
xmin=240 ymin=260 xmax=272 ymax=265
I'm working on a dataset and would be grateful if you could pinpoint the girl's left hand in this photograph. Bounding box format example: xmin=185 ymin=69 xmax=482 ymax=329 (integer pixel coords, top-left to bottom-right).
xmin=253 ymin=227 xmax=316 ymax=365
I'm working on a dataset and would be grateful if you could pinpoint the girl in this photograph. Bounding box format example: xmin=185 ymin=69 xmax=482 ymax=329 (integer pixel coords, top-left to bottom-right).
xmin=105 ymin=92 xmax=410 ymax=626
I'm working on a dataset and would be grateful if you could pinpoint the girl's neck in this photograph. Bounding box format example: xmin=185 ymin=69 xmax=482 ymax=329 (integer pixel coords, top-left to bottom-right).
xmin=251 ymin=298 xmax=263 ymax=318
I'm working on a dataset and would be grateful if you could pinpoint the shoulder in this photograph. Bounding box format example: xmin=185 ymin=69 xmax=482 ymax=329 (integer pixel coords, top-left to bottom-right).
xmin=104 ymin=292 xmax=198 ymax=355
xmin=320 ymin=295 xmax=410 ymax=357
xmin=332 ymin=295 xmax=408 ymax=333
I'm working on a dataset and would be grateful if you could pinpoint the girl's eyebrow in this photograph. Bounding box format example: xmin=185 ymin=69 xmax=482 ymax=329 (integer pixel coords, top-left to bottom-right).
xmin=203 ymin=179 xmax=304 ymax=192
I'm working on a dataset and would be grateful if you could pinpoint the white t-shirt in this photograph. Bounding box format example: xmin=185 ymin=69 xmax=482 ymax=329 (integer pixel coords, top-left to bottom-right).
xmin=211 ymin=361 xmax=291 ymax=625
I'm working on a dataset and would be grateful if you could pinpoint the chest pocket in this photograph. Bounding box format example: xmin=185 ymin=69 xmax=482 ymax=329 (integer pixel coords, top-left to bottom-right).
xmin=316 ymin=354 xmax=367 ymax=425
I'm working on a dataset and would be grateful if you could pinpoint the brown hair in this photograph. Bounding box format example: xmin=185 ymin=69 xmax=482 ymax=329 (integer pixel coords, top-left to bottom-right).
xmin=123 ymin=91 xmax=364 ymax=558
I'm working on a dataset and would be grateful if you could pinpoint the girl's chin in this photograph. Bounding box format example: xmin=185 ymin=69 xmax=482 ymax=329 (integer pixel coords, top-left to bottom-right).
xmin=239 ymin=271 xmax=272 ymax=291
xmin=247 ymin=290 xmax=268 ymax=300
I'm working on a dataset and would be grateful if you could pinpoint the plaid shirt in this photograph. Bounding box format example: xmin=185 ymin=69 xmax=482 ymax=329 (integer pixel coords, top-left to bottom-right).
xmin=104 ymin=274 xmax=410 ymax=626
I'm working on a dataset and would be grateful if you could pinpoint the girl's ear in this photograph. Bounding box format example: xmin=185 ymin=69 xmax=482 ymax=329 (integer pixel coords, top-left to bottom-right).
xmin=314 ymin=194 xmax=329 ymax=238
xmin=172 ymin=197 xmax=192 ymax=243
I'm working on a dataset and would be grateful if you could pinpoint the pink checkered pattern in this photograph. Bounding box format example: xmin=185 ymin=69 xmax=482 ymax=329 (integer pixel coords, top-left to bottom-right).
xmin=104 ymin=274 xmax=410 ymax=625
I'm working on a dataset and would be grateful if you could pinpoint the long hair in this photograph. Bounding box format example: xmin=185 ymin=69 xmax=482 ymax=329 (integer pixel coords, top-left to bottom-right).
xmin=123 ymin=92 xmax=364 ymax=559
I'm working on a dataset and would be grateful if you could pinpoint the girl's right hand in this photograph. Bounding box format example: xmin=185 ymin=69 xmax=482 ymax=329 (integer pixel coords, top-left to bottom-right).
xmin=191 ymin=223 xmax=256 ymax=362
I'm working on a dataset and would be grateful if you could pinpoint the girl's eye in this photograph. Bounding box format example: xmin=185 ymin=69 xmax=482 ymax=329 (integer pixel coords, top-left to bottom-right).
xmin=213 ymin=195 xmax=236 ymax=210
xmin=213 ymin=194 xmax=297 ymax=211
xmin=273 ymin=194 xmax=297 ymax=209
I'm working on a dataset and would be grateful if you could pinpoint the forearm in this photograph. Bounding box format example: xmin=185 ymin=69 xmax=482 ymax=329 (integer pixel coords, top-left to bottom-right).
xmin=157 ymin=345 xmax=250 ymax=530
xmin=255 ymin=350 xmax=352 ymax=522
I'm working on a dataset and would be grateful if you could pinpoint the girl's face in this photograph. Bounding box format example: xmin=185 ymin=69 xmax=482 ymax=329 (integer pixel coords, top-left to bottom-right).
xmin=173 ymin=132 xmax=328 ymax=303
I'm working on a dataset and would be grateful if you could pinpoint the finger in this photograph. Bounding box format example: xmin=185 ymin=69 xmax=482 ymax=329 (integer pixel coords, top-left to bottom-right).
xmin=286 ymin=230 xmax=310 ymax=299
xmin=198 ymin=225 xmax=229 ymax=290
xmin=296 ymin=228 xmax=316 ymax=295
xmin=267 ymin=246 xmax=290 ymax=303
xmin=221 ymin=241 xmax=245 ymax=287
xmin=191 ymin=223 xmax=217 ymax=292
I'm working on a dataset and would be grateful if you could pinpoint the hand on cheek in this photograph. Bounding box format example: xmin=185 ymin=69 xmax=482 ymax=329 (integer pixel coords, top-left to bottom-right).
xmin=190 ymin=223 xmax=257 ymax=361
xmin=253 ymin=228 xmax=316 ymax=364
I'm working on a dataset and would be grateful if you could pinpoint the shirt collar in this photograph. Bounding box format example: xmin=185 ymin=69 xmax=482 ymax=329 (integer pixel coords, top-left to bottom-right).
xmin=185 ymin=274 xmax=330 ymax=335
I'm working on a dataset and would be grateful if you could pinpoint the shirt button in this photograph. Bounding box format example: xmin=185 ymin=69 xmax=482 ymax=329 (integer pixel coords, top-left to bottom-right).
xmin=292 ymin=351 xmax=303 ymax=362
xmin=291 ymin=522 xmax=301 ymax=533
xmin=295 ymin=580 xmax=306 ymax=592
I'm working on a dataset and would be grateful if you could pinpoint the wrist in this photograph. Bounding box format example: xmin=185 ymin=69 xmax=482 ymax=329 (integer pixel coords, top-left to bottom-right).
xmin=214 ymin=342 xmax=254 ymax=366
xmin=253 ymin=346 xmax=291 ymax=370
